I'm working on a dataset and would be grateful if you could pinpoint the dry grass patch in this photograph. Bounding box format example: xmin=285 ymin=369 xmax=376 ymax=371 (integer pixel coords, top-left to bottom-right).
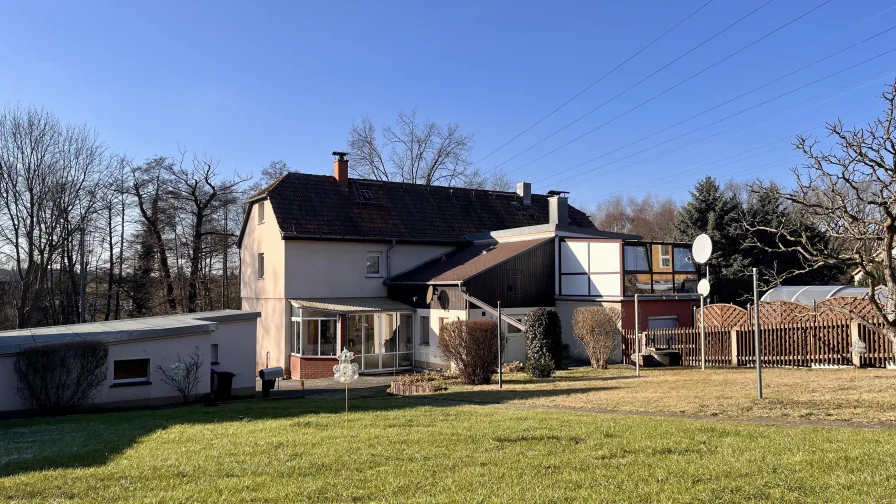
xmin=444 ymin=366 xmax=896 ymax=424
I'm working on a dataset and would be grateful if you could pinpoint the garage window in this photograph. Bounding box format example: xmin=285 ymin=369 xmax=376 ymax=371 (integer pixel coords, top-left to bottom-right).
xmin=112 ymin=358 xmax=150 ymax=384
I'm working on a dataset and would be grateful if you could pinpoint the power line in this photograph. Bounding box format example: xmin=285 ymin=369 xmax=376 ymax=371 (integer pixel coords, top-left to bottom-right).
xmin=546 ymin=71 xmax=893 ymax=190
xmin=539 ymin=48 xmax=896 ymax=188
xmin=600 ymin=111 xmax=881 ymax=202
xmin=601 ymin=108 xmax=880 ymax=198
xmin=474 ymin=0 xmax=716 ymax=165
xmin=485 ymin=0 xmax=780 ymax=172
xmin=501 ymin=0 xmax=834 ymax=175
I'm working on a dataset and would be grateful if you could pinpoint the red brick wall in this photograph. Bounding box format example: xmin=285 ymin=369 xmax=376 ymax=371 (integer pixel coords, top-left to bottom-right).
xmin=621 ymin=299 xmax=698 ymax=331
xmin=290 ymin=355 xmax=338 ymax=380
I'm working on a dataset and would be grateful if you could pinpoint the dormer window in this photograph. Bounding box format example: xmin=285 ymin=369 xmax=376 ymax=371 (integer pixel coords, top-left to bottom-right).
xmin=257 ymin=201 xmax=265 ymax=224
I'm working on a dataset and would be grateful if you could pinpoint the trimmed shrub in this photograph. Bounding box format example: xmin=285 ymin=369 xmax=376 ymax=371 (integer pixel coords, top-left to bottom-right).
xmin=14 ymin=340 xmax=108 ymax=415
xmin=438 ymin=319 xmax=503 ymax=385
xmin=572 ymin=306 xmax=622 ymax=369
xmin=524 ymin=308 xmax=563 ymax=377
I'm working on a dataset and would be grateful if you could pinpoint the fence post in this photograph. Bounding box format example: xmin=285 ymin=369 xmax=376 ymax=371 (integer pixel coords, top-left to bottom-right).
xmin=730 ymin=329 xmax=738 ymax=366
xmin=850 ymin=319 xmax=861 ymax=368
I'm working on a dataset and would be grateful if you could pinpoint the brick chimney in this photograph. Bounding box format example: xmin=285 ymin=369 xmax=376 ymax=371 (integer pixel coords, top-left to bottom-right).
xmin=332 ymin=151 xmax=349 ymax=185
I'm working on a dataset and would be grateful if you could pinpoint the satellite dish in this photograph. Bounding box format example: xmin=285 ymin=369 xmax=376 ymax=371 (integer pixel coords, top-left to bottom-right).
xmin=692 ymin=233 xmax=713 ymax=264
xmin=438 ymin=290 xmax=450 ymax=310
xmin=697 ymin=278 xmax=711 ymax=296
xmin=425 ymin=286 xmax=434 ymax=305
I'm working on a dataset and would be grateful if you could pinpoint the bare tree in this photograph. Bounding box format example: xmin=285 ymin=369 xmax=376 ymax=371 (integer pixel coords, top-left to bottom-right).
xmin=0 ymin=106 xmax=106 ymax=328
xmin=165 ymin=154 xmax=248 ymax=312
xmin=155 ymin=351 xmax=203 ymax=403
xmin=348 ymin=110 xmax=483 ymax=187
xmin=591 ymin=193 xmax=680 ymax=240
xmin=744 ymin=79 xmax=896 ymax=347
xmin=131 ymin=157 xmax=178 ymax=313
xmin=247 ymin=159 xmax=291 ymax=195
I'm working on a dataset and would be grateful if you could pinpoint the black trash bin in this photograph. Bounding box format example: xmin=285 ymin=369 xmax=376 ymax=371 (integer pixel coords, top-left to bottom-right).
xmin=214 ymin=371 xmax=235 ymax=401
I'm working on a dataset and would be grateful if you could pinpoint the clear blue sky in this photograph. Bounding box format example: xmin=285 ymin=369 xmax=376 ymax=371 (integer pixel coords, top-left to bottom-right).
xmin=2 ymin=0 xmax=894 ymax=209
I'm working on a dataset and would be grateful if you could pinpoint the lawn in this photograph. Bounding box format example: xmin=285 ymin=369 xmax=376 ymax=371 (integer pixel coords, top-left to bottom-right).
xmin=2 ymin=394 xmax=896 ymax=503
xmin=447 ymin=366 xmax=896 ymax=424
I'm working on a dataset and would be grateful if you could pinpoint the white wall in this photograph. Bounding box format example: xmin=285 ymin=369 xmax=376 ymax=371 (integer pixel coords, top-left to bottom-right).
xmin=415 ymin=308 xmax=466 ymax=368
xmin=240 ymin=199 xmax=285 ymax=300
xmin=210 ymin=318 xmax=258 ymax=393
xmin=284 ymin=241 xmax=453 ymax=299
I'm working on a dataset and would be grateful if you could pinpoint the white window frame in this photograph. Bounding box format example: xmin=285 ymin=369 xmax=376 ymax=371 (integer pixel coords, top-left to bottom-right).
xmin=659 ymin=245 xmax=671 ymax=269
xmin=111 ymin=357 xmax=151 ymax=384
xmin=292 ymin=313 xmax=339 ymax=356
xmin=365 ymin=252 xmax=383 ymax=278
xmin=257 ymin=201 xmax=265 ymax=224
xmin=257 ymin=253 xmax=265 ymax=279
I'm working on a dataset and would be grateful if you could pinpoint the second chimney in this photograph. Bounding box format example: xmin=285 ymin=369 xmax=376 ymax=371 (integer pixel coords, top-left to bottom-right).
xmin=332 ymin=151 xmax=349 ymax=185
xmin=516 ymin=181 xmax=532 ymax=205
xmin=548 ymin=195 xmax=568 ymax=227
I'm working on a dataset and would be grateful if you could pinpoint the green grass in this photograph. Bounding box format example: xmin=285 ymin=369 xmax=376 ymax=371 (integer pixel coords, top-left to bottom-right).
xmin=2 ymin=396 xmax=896 ymax=503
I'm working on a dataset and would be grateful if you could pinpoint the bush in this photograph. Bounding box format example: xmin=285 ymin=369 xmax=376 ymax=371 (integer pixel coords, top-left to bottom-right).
xmin=502 ymin=361 xmax=523 ymax=374
xmin=438 ymin=319 xmax=503 ymax=385
xmin=14 ymin=340 xmax=109 ymax=415
xmin=572 ymin=306 xmax=622 ymax=369
xmin=524 ymin=308 xmax=563 ymax=377
xmin=156 ymin=351 xmax=204 ymax=403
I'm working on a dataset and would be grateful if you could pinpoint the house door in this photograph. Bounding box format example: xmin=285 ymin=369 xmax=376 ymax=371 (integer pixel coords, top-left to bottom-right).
xmin=354 ymin=313 xmax=414 ymax=372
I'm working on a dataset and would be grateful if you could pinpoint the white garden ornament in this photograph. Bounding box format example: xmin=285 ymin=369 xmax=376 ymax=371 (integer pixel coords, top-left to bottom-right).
xmin=333 ymin=348 xmax=359 ymax=416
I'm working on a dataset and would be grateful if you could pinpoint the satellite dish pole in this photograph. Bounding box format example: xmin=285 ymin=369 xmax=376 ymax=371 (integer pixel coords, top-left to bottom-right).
xmin=692 ymin=233 xmax=713 ymax=370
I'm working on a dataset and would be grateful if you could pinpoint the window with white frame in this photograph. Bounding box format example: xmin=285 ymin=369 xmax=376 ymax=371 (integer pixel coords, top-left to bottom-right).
xmin=112 ymin=358 xmax=150 ymax=384
xmin=293 ymin=315 xmax=338 ymax=356
xmin=366 ymin=252 xmax=382 ymax=277
xmin=419 ymin=315 xmax=430 ymax=345
xmin=659 ymin=245 xmax=672 ymax=269
xmin=257 ymin=201 xmax=265 ymax=224
xmin=257 ymin=253 xmax=265 ymax=279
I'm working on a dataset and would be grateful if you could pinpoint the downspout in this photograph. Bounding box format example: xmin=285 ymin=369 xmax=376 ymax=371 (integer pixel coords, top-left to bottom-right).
xmin=385 ymin=240 xmax=397 ymax=282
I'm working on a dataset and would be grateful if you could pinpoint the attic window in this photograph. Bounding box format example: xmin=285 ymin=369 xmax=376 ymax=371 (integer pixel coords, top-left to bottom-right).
xmin=359 ymin=190 xmax=374 ymax=202
xmin=257 ymin=201 xmax=265 ymax=224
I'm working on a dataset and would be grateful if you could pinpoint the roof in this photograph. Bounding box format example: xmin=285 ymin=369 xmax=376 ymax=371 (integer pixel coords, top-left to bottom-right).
xmin=0 ymin=310 xmax=261 ymax=356
xmin=390 ymin=238 xmax=552 ymax=284
xmin=290 ymin=297 xmax=414 ymax=313
xmin=239 ymin=173 xmax=596 ymax=246
xmin=761 ymin=285 xmax=888 ymax=304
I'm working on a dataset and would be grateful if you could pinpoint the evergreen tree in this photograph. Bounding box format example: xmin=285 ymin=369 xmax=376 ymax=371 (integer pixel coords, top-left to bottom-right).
xmin=676 ymin=176 xmax=748 ymax=303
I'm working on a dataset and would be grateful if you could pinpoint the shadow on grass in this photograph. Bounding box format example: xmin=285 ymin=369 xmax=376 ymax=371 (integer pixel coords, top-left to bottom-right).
xmin=425 ymin=384 xmax=618 ymax=405
xmin=0 ymin=380 xmax=615 ymax=477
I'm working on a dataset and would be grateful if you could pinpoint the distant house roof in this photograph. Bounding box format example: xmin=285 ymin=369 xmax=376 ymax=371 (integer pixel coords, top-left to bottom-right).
xmin=238 ymin=173 xmax=596 ymax=246
xmin=0 ymin=310 xmax=260 ymax=356
xmin=390 ymin=238 xmax=552 ymax=284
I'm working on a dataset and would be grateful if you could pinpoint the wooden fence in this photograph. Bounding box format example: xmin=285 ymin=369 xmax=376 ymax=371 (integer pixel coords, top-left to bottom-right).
xmin=622 ymin=320 xmax=893 ymax=368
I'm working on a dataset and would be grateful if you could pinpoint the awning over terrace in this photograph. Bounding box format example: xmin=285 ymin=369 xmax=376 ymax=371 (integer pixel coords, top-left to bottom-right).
xmin=289 ymin=297 xmax=414 ymax=314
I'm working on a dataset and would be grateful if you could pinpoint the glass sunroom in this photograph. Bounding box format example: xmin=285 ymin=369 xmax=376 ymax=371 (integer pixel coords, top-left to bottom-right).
xmin=289 ymin=298 xmax=415 ymax=377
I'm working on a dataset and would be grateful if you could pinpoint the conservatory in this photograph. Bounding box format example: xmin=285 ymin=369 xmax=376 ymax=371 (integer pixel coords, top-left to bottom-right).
xmin=288 ymin=298 xmax=415 ymax=377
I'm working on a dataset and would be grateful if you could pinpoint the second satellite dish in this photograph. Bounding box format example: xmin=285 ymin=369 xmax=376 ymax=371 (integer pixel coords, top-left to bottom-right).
xmin=697 ymin=278 xmax=711 ymax=296
xmin=692 ymin=233 xmax=713 ymax=264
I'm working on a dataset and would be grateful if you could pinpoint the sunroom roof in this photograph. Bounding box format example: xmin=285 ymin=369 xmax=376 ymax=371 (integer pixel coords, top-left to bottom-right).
xmin=290 ymin=297 xmax=414 ymax=314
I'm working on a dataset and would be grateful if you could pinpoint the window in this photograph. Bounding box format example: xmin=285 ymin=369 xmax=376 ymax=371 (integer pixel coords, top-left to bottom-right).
xmin=211 ymin=344 xmax=219 ymax=364
xmin=366 ymin=252 xmax=382 ymax=277
xmin=294 ymin=316 xmax=338 ymax=356
xmin=659 ymin=245 xmax=672 ymax=269
xmin=257 ymin=253 xmax=265 ymax=279
xmin=113 ymin=358 xmax=150 ymax=384
xmin=673 ymin=246 xmax=696 ymax=271
xmin=623 ymin=245 xmax=650 ymax=271
xmin=506 ymin=317 xmax=523 ymax=335
xmin=419 ymin=315 xmax=430 ymax=345
xmin=257 ymin=201 xmax=265 ymax=224
xmin=438 ymin=317 xmax=448 ymax=335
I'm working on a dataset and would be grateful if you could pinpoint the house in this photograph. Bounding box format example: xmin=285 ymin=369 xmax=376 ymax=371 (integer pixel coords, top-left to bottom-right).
xmin=0 ymin=310 xmax=259 ymax=415
xmin=238 ymin=153 xmax=699 ymax=379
